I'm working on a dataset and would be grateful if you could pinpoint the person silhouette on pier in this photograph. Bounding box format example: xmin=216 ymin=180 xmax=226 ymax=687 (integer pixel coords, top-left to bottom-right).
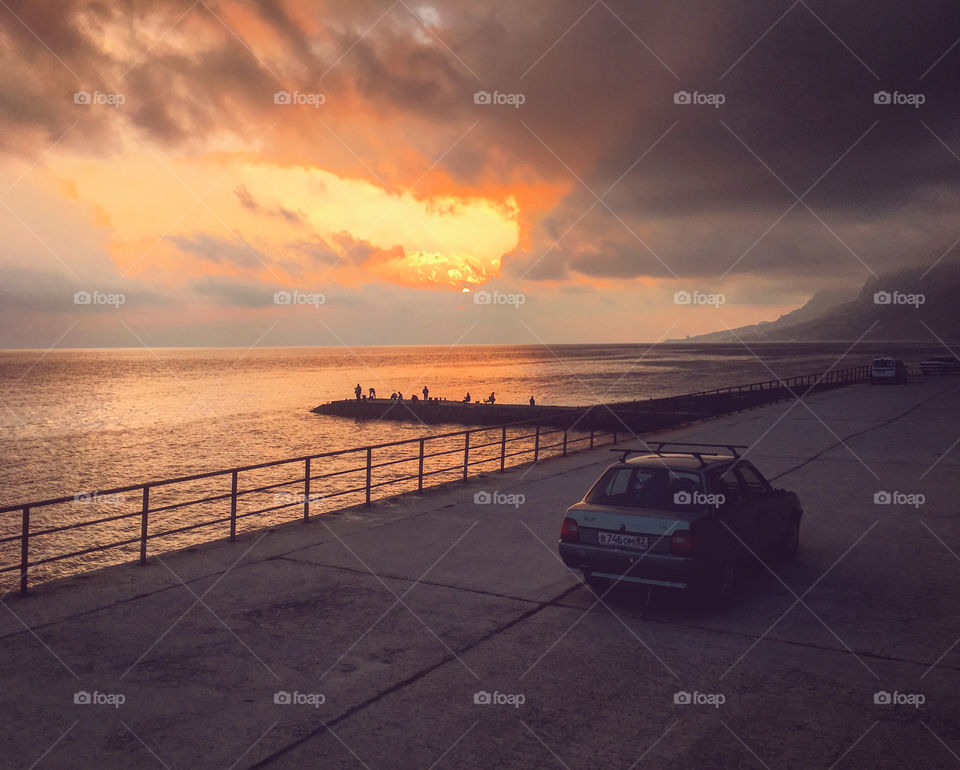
xmin=486 ymin=392 xmax=496 ymax=404
xmin=463 ymin=391 xmax=471 ymax=404
xmin=529 ymin=396 xmax=536 ymax=406
xmin=397 ymin=392 xmax=404 ymax=400
xmin=369 ymin=387 xmax=376 ymax=399
xmin=354 ymin=383 xmax=362 ymax=400
xmin=422 ymin=385 xmax=429 ymax=401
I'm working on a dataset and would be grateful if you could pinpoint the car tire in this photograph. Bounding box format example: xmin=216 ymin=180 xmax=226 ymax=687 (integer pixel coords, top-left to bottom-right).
xmin=779 ymin=519 xmax=800 ymax=562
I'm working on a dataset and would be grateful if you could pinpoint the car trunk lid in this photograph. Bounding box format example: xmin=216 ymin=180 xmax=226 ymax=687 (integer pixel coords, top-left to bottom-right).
xmin=566 ymin=501 xmax=706 ymax=552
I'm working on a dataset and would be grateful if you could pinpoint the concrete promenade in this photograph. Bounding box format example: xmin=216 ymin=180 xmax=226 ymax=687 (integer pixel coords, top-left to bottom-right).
xmin=2 ymin=376 xmax=960 ymax=768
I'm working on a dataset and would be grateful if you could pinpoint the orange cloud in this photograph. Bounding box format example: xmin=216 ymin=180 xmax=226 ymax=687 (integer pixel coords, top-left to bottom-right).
xmin=48 ymin=150 xmax=524 ymax=289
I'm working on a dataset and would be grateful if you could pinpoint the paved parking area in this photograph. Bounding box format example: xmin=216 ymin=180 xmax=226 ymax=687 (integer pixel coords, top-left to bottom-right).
xmin=2 ymin=376 xmax=959 ymax=768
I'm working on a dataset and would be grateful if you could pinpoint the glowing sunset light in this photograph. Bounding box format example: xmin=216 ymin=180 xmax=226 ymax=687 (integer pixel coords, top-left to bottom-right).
xmin=48 ymin=155 xmax=520 ymax=288
xmin=0 ymin=0 xmax=956 ymax=348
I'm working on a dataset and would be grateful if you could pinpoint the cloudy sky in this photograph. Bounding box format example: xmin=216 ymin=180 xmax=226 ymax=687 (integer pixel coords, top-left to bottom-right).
xmin=1 ymin=0 xmax=959 ymax=347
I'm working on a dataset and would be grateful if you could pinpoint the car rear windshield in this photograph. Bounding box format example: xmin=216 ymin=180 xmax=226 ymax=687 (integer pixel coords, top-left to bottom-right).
xmin=585 ymin=466 xmax=704 ymax=511
xmin=873 ymin=359 xmax=895 ymax=369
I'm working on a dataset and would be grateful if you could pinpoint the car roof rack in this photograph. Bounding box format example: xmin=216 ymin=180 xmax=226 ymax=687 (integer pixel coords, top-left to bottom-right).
xmin=611 ymin=442 xmax=749 ymax=466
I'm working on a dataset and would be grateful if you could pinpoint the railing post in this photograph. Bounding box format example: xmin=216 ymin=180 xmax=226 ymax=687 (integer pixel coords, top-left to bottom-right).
xmin=589 ymin=426 xmax=594 ymax=450
xmin=534 ymin=425 xmax=540 ymax=463
xmin=463 ymin=431 xmax=470 ymax=480
xmin=562 ymin=430 xmax=568 ymax=457
xmin=19 ymin=506 xmax=29 ymax=595
xmin=303 ymin=457 xmax=311 ymax=521
xmin=500 ymin=426 xmax=506 ymax=472
xmin=140 ymin=486 xmax=149 ymax=564
xmin=418 ymin=439 xmax=425 ymax=492
xmin=230 ymin=470 xmax=238 ymax=541
xmin=365 ymin=448 xmax=372 ymax=506
xmin=612 ymin=430 xmax=617 ymax=445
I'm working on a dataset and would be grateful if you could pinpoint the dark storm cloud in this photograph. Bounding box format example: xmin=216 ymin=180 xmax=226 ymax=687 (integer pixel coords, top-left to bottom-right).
xmin=479 ymin=0 xmax=960 ymax=283
xmin=2 ymin=0 xmax=959 ymax=285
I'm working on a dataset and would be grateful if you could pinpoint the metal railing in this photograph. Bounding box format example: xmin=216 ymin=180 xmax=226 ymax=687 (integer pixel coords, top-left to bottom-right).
xmin=0 ymin=421 xmax=616 ymax=593
xmin=0 ymin=363 xmax=873 ymax=593
xmin=578 ymin=364 xmax=872 ymax=430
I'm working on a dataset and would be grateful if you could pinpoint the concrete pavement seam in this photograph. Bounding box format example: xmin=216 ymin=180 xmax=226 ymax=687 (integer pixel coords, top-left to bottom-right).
xmin=0 ymin=454 xmax=609 ymax=643
xmin=246 ymin=582 xmax=583 ymax=768
xmin=769 ymin=382 xmax=960 ymax=481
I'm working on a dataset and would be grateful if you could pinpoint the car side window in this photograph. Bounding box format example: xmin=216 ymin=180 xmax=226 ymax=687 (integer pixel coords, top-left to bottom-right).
xmin=735 ymin=465 xmax=770 ymax=497
xmin=710 ymin=470 xmax=742 ymax=507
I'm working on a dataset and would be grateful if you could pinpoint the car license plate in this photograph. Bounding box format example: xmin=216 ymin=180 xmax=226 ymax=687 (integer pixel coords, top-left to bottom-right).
xmin=597 ymin=532 xmax=648 ymax=550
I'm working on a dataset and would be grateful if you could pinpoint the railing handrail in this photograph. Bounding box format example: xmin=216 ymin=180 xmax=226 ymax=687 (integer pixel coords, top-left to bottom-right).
xmin=2 ymin=363 xmax=872 ymax=593
xmin=0 ymin=415 xmax=557 ymax=515
xmin=0 ymin=363 xmax=868 ymax=516
xmin=603 ymin=364 xmax=869 ymax=406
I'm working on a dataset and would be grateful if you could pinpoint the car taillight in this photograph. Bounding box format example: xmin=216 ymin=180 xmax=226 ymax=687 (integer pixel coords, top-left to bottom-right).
xmin=670 ymin=530 xmax=695 ymax=556
xmin=560 ymin=517 xmax=579 ymax=543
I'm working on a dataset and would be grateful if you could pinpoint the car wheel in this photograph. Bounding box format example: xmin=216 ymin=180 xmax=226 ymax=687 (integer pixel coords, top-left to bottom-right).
xmin=584 ymin=572 xmax=610 ymax=593
xmin=779 ymin=519 xmax=800 ymax=562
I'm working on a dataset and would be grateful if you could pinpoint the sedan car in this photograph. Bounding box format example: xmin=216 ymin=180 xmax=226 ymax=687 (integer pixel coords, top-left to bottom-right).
xmin=558 ymin=443 xmax=803 ymax=603
xmin=920 ymin=355 xmax=960 ymax=375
